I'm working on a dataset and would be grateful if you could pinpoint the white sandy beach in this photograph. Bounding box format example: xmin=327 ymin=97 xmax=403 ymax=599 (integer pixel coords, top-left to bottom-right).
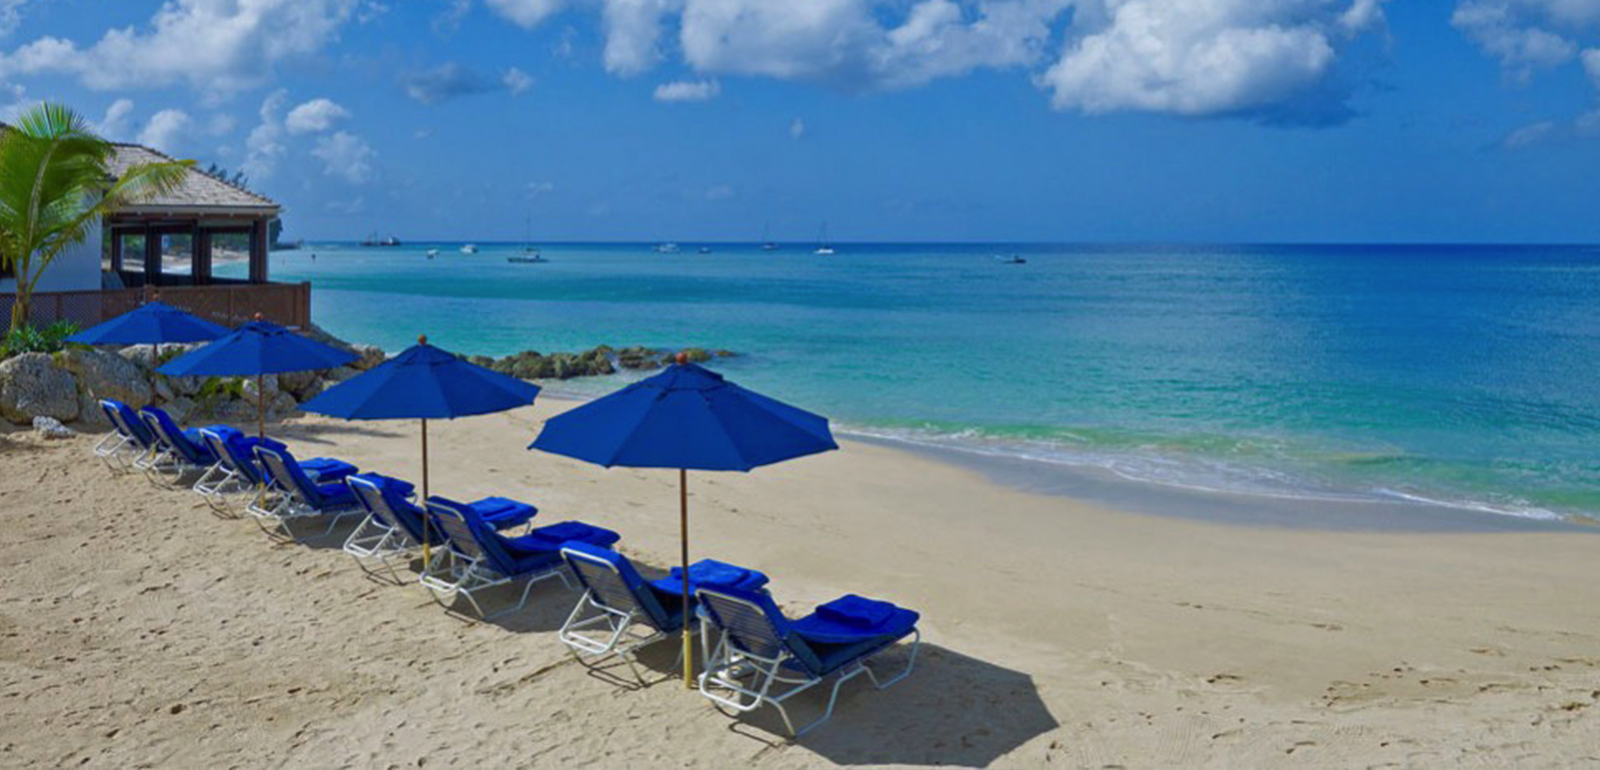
xmin=2 ymin=398 xmax=1599 ymax=768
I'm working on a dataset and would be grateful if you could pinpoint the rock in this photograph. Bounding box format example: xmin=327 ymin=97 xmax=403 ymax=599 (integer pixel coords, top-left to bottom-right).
xmin=352 ymin=344 xmax=386 ymax=371
xmin=616 ymin=346 xmax=661 ymax=371
xmin=117 ymin=344 xmax=158 ymax=371
xmin=278 ymin=370 xmax=322 ymax=400
xmin=327 ymin=366 xmax=359 ymax=383
xmin=76 ymin=392 xmax=111 ymax=430
xmin=673 ymin=347 xmax=714 ymax=364
xmin=268 ymin=392 xmax=298 ymax=417
xmin=165 ymin=396 xmax=197 ymax=424
xmin=32 ymin=416 xmax=74 ymax=439
xmin=0 ymin=353 xmax=79 ymax=425
xmin=57 ymin=348 xmax=153 ymax=408
xmin=240 ymin=374 xmax=279 ymax=404
xmin=167 ymin=374 xmax=203 ymax=398
xmin=152 ymin=375 xmax=175 ymax=403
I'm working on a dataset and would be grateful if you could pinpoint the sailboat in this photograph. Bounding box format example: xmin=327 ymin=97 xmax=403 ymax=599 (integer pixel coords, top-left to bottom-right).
xmin=813 ymin=222 xmax=835 ymax=255
xmin=760 ymin=223 xmax=778 ymax=251
xmin=507 ymin=213 xmax=548 ymax=263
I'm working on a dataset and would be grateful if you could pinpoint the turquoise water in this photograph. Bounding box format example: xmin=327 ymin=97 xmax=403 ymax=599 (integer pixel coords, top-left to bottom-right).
xmin=226 ymin=242 xmax=1600 ymax=523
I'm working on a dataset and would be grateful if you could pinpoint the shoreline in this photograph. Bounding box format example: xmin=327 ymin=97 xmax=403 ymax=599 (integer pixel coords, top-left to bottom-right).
xmin=6 ymin=403 xmax=1600 ymax=765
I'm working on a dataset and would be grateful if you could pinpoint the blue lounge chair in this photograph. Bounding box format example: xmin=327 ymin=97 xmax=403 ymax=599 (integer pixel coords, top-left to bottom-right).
xmin=248 ymin=444 xmax=365 ymax=540
xmin=137 ymin=406 xmax=219 ymax=487
xmin=193 ymin=426 xmax=355 ymax=515
xmin=93 ymin=398 xmax=156 ymax=472
xmin=559 ymin=543 xmax=768 ymax=685
xmin=342 ymin=474 xmax=537 ymax=582
xmin=696 ymin=586 xmax=921 ymax=736
xmin=419 ymin=496 xmax=620 ymax=618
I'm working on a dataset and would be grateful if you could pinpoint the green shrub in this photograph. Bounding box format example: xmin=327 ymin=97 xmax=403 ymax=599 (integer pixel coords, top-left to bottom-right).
xmin=0 ymin=320 xmax=81 ymax=359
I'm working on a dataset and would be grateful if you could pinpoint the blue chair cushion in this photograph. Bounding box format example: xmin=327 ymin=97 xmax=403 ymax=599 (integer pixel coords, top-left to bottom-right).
xmin=815 ymin=594 xmax=897 ymax=629
xmin=790 ymin=601 xmax=920 ymax=646
xmin=470 ymin=496 xmax=537 ymax=529
xmin=313 ymin=482 xmax=357 ymax=506
xmin=651 ymin=559 xmax=769 ymax=597
xmin=302 ymin=458 xmax=358 ymax=481
xmin=515 ymin=520 xmax=621 ymax=552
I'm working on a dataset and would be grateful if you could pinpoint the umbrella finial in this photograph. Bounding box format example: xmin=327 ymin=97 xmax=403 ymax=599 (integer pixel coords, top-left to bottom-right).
xmin=418 ymin=334 xmax=428 ymax=345
xmin=253 ymin=312 xmax=264 ymax=322
xmin=676 ymin=351 xmax=688 ymax=366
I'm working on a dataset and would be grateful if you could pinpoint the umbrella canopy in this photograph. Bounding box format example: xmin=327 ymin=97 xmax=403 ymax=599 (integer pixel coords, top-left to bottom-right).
xmin=530 ymin=361 xmax=837 ymax=470
xmin=157 ymin=320 xmax=357 ymax=377
xmin=530 ymin=358 xmax=837 ymax=686
xmin=157 ymin=319 xmax=358 ymax=436
xmin=299 ymin=338 xmax=541 ymax=562
xmin=299 ymin=341 xmax=540 ymax=420
xmin=66 ymin=301 xmax=229 ymax=345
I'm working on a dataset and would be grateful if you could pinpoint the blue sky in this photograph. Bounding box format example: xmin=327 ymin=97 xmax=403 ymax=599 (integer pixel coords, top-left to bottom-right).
xmin=2 ymin=0 xmax=1599 ymax=243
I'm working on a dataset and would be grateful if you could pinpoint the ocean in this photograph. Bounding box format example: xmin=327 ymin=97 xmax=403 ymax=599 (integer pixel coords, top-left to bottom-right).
xmin=224 ymin=242 xmax=1600 ymax=527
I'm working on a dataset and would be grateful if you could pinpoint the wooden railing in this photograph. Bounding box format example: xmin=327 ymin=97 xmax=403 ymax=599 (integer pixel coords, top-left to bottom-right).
xmin=0 ymin=282 xmax=312 ymax=330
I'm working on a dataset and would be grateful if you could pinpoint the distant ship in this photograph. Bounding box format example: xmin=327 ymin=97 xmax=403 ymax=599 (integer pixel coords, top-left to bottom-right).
xmin=813 ymin=222 xmax=835 ymax=255
xmin=361 ymin=232 xmax=402 ymax=247
xmin=460 ymin=244 xmax=478 ymax=254
xmin=426 ymin=248 xmax=439 ymax=259
xmin=655 ymin=242 xmax=680 ymax=254
xmin=509 ymin=214 xmax=548 ymax=263
xmin=698 ymin=246 xmax=713 ymax=254
xmin=760 ymin=223 xmax=778 ymax=251
xmin=996 ymin=254 xmax=1026 ymax=264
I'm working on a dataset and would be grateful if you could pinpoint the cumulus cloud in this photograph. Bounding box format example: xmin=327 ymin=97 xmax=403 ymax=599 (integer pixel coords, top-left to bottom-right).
xmin=1452 ymin=0 xmax=1584 ymax=77
xmin=402 ymin=61 xmax=498 ymax=104
xmin=0 ymin=0 xmax=51 ymax=39
xmin=312 ymin=130 xmax=375 ymax=183
xmin=285 ymin=97 xmax=349 ymax=134
xmin=95 ymin=98 xmax=135 ymax=140
xmin=1585 ymin=46 xmax=1600 ymax=86
xmin=653 ymin=78 xmax=720 ymax=102
xmin=242 ymin=89 xmax=289 ymax=181
xmin=1039 ymin=0 xmax=1387 ymax=124
xmin=504 ymin=66 xmax=534 ymax=95
xmin=487 ymin=0 xmax=568 ymax=28
xmin=0 ymin=0 xmax=358 ymax=98
xmin=137 ymin=109 xmax=192 ymax=154
xmin=602 ymin=0 xmax=673 ymax=75
xmin=1502 ymin=119 xmax=1556 ymax=148
xmin=789 ymin=116 xmax=806 ymax=139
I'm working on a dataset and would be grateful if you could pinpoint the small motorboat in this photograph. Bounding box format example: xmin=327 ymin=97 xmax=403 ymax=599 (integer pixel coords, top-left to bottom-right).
xmin=698 ymin=246 xmax=713 ymax=254
xmin=655 ymin=242 xmax=680 ymax=253
xmin=508 ymin=248 xmax=548 ymax=263
xmin=995 ymin=254 xmax=1026 ymax=264
xmin=460 ymin=244 xmax=478 ymax=255
xmin=426 ymin=248 xmax=439 ymax=259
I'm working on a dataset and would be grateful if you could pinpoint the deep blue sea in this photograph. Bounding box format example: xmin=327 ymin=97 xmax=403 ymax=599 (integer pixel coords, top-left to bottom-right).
xmin=224 ymin=242 xmax=1600 ymax=525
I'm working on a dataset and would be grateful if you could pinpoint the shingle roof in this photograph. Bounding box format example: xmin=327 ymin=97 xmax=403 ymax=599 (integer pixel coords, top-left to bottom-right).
xmin=107 ymin=143 xmax=279 ymax=213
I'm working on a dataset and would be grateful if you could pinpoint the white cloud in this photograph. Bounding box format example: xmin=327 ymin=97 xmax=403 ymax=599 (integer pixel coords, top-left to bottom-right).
xmin=0 ymin=0 xmax=51 ymax=39
xmin=503 ymin=66 xmax=534 ymax=95
xmin=95 ymin=98 xmax=134 ymax=140
xmin=602 ymin=0 xmax=673 ymax=75
xmin=285 ymin=97 xmax=349 ymax=134
xmin=526 ymin=180 xmax=556 ymax=198
xmin=137 ymin=108 xmax=192 ymax=154
xmin=704 ymin=184 xmax=734 ymax=200
xmin=312 ymin=130 xmax=375 ymax=183
xmin=205 ymin=112 xmax=237 ymax=136
xmin=487 ymin=0 xmax=568 ymax=28
xmin=1453 ymin=1 xmax=1580 ymax=77
xmin=1585 ymin=46 xmax=1600 ymax=87
xmin=789 ymin=116 xmax=806 ymax=139
xmin=242 ymin=89 xmax=289 ymax=181
xmin=1502 ymin=119 xmax=1556 ymax=148
xmin=653 ymin=78 xmax=720 ymax=102
xmin=403 ymin=61 xmax=497 ymax=104
xmin=1039 ymin=0 xmax=1386 ymax=123
xmin=0 ymin=0 xmax=358 ymax=99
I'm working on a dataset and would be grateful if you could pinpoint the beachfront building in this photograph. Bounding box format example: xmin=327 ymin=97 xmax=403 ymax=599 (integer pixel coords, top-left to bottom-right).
xmin=0 ymin=140 xmax=309 ymax=328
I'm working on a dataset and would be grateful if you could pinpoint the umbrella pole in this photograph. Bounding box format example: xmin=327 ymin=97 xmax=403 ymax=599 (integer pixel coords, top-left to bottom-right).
xmin=256 ymin=372 xmax=265 ymax=438
xmin=420 ymin=418 xmax=432 ymax=564
xmin=681 ymin=468 xmax=693 ymax=689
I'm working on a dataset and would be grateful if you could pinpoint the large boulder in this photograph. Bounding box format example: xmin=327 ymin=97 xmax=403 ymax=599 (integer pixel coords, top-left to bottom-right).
xmin=352 ymin=344 xmax=386 ymax=371
xmin=0 ymin=353 xmax=79 ymax=425
xmin=77 ymin=392 xmax=111 ymax=430
xmin=58 ymin=348 xmax=152 ymax=408
xmin=239 ymin=374 xmax=279 ymax=404
xmin=277 ymin=369 xmax=324 ymax=401
xmin=33 ymin=416 xmax=74 ymax=440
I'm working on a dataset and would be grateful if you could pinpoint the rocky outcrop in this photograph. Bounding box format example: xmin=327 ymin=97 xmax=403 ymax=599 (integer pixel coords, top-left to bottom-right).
xmin=470 ymin=345 xmax=735 ymax=380
xmin=57 ymin=348 xmax=153 ymax=408
xmin=0 ymin=354 xmax=79 ymax=424
xmin=32 ymin=416 xmax=74 ymax=439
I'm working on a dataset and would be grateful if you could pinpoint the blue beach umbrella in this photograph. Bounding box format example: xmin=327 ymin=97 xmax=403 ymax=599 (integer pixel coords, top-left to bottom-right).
xmin=300 ymin=336 xmax=541 ymax=528
xmin=158 ymin=317 xmax=358 ymax=437
xmin=66 ymin=301 xmax=229 ymax=346
xmin=530 ymin=355 xmax=838 ymax=686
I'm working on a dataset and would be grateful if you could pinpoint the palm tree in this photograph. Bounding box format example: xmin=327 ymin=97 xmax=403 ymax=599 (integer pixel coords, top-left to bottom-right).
xmin=0 ymin=102 xmax=191 ymax=334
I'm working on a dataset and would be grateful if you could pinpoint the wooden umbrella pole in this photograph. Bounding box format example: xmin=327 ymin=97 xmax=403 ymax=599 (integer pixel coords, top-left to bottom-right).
xmin=421 ymin=417 xmax=431 ymax=563
xmin=256 ymin=372 xmax=265 ymax=438
xmin=681 ymin=468 xmax=693 ymax=689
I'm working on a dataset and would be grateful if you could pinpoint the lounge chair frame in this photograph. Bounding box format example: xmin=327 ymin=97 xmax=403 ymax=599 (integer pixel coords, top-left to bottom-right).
xmin=247 ymin=446 xmax=364 ymax=541
xmin=192 ymin=429 xmax=262 ymax=516
xmin=695 ymin=588 xmax=920 ymax=737
xmin=342 ymin=476 xmax=425 ymax=584
xmin=558 ymin=548 xmax=689 ymax=686
xmin=93 ymin=401 xmax=151 ymax=473
xmin=138 ymin=409 xmax=215 ymax=488
xmin=418 ymin=500 xmax=573 ymax=619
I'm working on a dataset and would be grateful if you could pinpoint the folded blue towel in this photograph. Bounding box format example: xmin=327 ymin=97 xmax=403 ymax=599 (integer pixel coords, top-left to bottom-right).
xmin=653 ymin=559 xmax=769 ymax=596
xmin=815 ymin=594 xmax=897 ymax=629
xmin=507 ymin=521 xmax=620 ymax=555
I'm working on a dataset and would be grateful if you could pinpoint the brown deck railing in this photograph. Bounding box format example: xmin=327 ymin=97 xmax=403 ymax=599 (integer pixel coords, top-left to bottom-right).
xmin=0 ymin=282 xmax=312 ymax=330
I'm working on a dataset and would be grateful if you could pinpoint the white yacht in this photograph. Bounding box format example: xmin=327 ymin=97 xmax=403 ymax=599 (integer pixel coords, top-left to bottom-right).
xmin=460 ymin=244 xmax=478 ymax=255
